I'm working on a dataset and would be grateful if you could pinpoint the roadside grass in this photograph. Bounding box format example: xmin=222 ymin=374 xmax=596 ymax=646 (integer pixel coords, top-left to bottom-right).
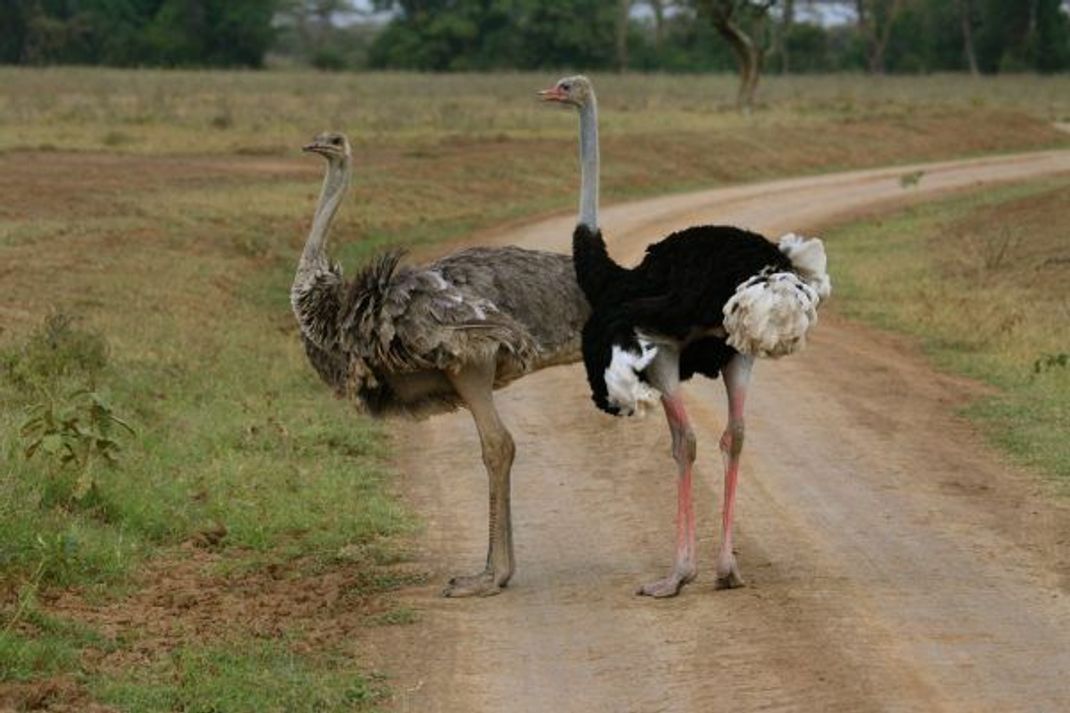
xmin=827 ymin=177 xmax=1070 ymax=480
xmin=1 ymin=69 xmax=1068 ymax=709
xmin=1 ymin=607 xmax=114 ymax=682
xmin=0 ymin=157 xmax=412 ymax=708
xmin=94 ymin=639 xmax=386 ymax=713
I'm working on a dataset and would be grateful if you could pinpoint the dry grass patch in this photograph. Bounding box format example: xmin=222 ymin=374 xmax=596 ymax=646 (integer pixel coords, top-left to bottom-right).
xmin=2 ymin=69 xmax=1069 ymax=154
xmin=828 ymin=178 xmax=1070 ymax=479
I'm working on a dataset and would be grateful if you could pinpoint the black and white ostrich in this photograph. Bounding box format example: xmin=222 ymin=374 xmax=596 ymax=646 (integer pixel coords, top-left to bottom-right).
xmin=541 ymin=76 xmax=830 ymax=597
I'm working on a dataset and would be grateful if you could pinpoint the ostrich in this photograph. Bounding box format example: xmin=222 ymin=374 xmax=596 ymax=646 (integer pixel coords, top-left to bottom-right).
xmin=541 ymin=76 xmax=830 ymax=597
xmin=293 ymin=132 xmax=588 ymax=597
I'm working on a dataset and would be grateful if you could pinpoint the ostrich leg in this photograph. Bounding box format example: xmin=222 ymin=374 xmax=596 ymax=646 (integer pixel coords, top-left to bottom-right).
xmin=637 ymin=390 xmax=698 ymax=598
xmin=637 ymin=348 xmax=697 ymax=598
xmin=715 ymin=353 xmax=754 ymax=589
xmin=442 ymin=360 xmax=516 ymax=597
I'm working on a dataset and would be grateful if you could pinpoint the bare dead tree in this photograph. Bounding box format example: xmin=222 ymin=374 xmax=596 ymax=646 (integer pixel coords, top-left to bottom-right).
xmin=649 ymin=0 xmax=668 ymax=51
xmin=958 ymin=0 xmax=979 ymax=76
xmin=707 ymin=0 xmax=777 ymax=114
xmin=855 ymin=0 xmax=905 ymax=74
xmin=617 ymin=0 xmax=632 ymax=72
xmin=776 ymin=0 xmax=796 ymax=73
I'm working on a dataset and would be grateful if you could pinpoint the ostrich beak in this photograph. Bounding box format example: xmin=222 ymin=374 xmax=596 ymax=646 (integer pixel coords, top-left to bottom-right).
xmin=303 ymin=141 xmax=331 ymax=156
xmin=538 ymin=86 xmax=568 ymax=103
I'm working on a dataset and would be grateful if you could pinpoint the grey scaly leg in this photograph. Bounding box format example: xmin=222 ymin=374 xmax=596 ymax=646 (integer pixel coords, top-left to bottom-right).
xmin=442 ymin=360 xmax=516 ymax=597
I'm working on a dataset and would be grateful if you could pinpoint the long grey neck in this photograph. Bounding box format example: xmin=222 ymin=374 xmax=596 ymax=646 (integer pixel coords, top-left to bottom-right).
xmin=298 ymin=156 xmax=350 ymax=279
xmin=578 ymin=96 xmax=599 ymax=231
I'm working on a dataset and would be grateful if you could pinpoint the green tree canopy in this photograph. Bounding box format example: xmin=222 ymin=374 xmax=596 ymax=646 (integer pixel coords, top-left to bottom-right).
xmin=366 ymin=0 xmax=621 ymax=70
xmin=1 ymin=0 xmax=278 ymax=67
xmin=2 ymin=0 xmax=1066 ymax=72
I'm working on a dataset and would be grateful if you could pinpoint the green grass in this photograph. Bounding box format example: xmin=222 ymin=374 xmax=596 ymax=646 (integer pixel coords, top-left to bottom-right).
xmin=0 ymin=310 xmax=410 ymax=588
xmin=0 ymin=630 xmax=85 ymax=684
xmin=366 ymin=605 xmax=418 ymax=627
xmin=1 ymin=607 xmax=114 ymax=683
xmin=827 ymin=178 xmax=1070 ymax=480
xmin=0 ymin=189 xmax=411 ymax=707
xmin=95 ymin=639 xmax=386 ymax=713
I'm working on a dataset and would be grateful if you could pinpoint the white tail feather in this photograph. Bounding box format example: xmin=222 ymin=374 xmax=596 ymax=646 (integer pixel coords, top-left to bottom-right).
xmin=722 ymin=234 xmax=830 ymax=359
xmin=604 ymin=339 xmax=660 ymax=416
xmin=778 ymin=233 xmax=831 ymax=299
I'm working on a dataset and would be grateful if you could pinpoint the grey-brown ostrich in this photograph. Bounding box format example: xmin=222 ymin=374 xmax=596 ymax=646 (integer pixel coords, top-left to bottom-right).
xmin=292 ymin=132 xmax=588 ymax=597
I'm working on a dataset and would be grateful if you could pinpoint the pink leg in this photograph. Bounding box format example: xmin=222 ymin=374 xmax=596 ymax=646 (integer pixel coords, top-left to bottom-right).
xmin=637 ymin=392 xmax=698 ymax=598
xmin=716 ymin=354 xmax=753 ymax=590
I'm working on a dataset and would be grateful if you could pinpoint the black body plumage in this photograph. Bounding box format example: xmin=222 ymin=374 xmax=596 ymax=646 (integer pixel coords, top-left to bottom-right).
xmin=573 ymin=224 xmax=793 ymax=415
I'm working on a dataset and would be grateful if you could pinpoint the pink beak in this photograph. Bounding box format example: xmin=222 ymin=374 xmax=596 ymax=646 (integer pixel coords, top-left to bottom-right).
xmin=538 ymin=86 xmax=569 ymax=103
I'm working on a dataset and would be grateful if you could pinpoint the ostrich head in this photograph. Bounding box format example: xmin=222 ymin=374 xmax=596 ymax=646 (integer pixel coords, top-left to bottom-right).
xmin=538 ymin=75 xmax=594 ymax=109
xmin=303 ymin=131 xmax=351 ymax=163
xmin=539 ymin=75 xmax=599 ymax=230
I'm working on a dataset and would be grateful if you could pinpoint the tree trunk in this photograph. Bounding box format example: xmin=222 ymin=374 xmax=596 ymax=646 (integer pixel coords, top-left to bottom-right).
xmin=877 ymin=0 xmax=904 ymax=73
xmin=958 ymin=0 xmax=979 ymax=76
xmin=856 ymin=0 xmax=903 ymax=75
xmin=779 ymin=0 xmax=795 ymax=74
xmin=869 ymin=42 xmax=886 ymax=74
xmin=711 ymin=5 xmax=762 ymax=114
xmin=616 ymin=0 xmax=630 ymax=72
xmin=854 ymin=0 xmax=878 ymax=73
xmin=650 ymin=0 xmax=665 ymax=52
xmin=854 ymin=0 xmax=868 ymax=35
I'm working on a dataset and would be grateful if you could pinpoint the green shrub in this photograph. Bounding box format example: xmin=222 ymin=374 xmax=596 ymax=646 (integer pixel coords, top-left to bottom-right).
xmin=2 ymin=312 xmax=108 ymax=393
xmin=20 ymin=389 xmax=135 ymax=502
xmin=310 ymin=48 xmax=347 ymax=71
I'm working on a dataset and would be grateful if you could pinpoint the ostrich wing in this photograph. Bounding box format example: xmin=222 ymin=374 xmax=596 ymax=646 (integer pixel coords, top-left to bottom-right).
xmin=340 ymin=252 xmax=538 ymax=375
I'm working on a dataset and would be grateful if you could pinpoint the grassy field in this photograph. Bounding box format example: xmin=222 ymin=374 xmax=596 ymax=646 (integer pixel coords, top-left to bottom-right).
xmin=2 ymin=69 xmax=1070 ymax=154
xmin=827 ymin=177 xmax=1070 ymax=481
xmin=0 ymin=69 xmax=1068 ymax=711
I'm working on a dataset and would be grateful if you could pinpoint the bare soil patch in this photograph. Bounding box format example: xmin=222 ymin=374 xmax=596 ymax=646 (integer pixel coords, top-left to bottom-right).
xmin=0 ymin=543 xmax=422 ymax=710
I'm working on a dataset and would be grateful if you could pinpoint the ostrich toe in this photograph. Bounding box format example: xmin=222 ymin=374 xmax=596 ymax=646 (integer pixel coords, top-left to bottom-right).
xmin=442 ymin=570 xmax=506 ymax=598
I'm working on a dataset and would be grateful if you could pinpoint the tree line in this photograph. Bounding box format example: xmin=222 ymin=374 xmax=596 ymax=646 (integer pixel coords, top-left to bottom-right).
xmin=0 ymin=0 xmax=277 ymax=66
xmin=2 ymin=0 xmax=1068 ymax=77
xmin=365 ymin=1 xmax=1070 ymax=74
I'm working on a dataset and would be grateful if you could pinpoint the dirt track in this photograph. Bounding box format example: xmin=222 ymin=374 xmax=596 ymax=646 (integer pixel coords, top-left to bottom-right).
xmin=368 ymin=151 xmax=1070 ymax=713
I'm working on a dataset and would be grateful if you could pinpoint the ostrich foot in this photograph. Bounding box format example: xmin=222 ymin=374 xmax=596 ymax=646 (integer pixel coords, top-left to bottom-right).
xmin=636 ymin=568 xmax=696 ymax=598
xmin=715 ymin=556 xmax=745 ymax=590
xmin=441 ymin=570 xmax=506 ymax=598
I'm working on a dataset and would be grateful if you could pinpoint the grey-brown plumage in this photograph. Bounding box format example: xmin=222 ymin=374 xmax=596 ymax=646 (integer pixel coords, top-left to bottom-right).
xmin=292 ymin=132 xmax=588 ymax=597
xmin=332 ymin=246 xmax=585 ymax=418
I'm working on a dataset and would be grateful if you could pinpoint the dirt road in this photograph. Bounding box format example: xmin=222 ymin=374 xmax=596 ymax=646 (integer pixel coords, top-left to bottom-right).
xmin=368 ymin=151 xmax=1070 ymax=713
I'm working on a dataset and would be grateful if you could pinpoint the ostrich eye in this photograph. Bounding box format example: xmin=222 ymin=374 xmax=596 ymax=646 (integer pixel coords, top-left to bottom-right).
xmin=561 ymin=83 xmax=571 ymax=91
xmin=331 ymin=137 xmax=342 ymax=146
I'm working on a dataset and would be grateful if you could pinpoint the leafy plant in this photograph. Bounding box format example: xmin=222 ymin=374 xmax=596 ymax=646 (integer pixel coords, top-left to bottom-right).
xmin=899 ymin=169 xmax=925 ymax=188
xmin=20 ymin=390 xmax=135 ymax=500
xmin=2 ymin=533 xmax=77 ymax=635
xmin=2 ymin=312 xmax=107 ymax=393
xmin=1033 ymin=352 xmax=1069 ymax=375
